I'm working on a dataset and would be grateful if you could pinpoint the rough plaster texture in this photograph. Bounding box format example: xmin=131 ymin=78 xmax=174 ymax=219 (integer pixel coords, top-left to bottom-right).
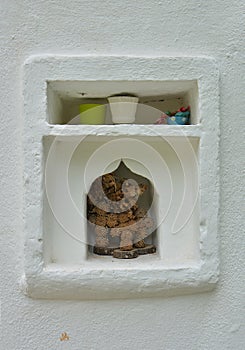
xmin=0 ymin=1 xmax=244 ymax=349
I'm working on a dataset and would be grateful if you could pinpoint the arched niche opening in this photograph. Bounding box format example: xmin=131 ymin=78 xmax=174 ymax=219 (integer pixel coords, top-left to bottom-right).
xmin=86 ymin=160 xmax=158 ymax=259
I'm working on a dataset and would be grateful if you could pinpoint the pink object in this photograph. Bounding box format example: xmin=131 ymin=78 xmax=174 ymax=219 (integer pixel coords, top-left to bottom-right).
xmin=155 ymin=113 xmax=168 ymax=124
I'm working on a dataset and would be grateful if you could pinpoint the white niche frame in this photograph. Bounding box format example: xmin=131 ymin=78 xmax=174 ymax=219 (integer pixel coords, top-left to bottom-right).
xmin=22 ymin=55 xmax=219 ymax=300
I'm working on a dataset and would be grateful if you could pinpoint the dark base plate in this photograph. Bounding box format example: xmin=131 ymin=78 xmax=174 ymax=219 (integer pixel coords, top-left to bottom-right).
xmin=137 ymin=244 xmax=156 ymax=255
xmin=93 ymin=246 xmax=115 ymax=256
xmin=93 ymin=244 xmax=156 ymax=259
xmin=113 ymin=249 xmax=138 ymax=259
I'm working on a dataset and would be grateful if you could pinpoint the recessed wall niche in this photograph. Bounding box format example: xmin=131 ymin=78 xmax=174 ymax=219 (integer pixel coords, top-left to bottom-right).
xmin=23 ymin=55 xmax=219 ymax=299
xmin=47 ymin=80 xmax=199 ymax=125
xmin=43 ymin=135 xmax=200 ymax=267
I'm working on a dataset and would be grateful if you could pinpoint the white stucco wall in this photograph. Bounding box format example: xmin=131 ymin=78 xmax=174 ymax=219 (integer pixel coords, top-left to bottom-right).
xmin=0 ymin=1 xmax=244 ymax=349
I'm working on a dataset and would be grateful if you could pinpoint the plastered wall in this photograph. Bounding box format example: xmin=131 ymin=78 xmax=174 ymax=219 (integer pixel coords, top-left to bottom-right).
xmin=0 ymin=1 xmax=244 ymax=349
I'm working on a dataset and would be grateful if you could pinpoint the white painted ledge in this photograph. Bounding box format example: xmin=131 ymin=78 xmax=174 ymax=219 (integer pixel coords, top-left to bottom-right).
xmin=45 ymin=124 xmax=202 ymax=138
xmin=21 ymin=261 xmax=218 ymax=300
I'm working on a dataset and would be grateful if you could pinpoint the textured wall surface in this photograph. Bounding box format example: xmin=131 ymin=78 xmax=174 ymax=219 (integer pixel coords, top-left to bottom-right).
xmin=0 ymin=1 xmax=244 ymax=349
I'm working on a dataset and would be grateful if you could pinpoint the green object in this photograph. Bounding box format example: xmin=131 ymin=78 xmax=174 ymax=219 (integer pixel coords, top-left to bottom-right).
xmin=79 ymin=104 xmax=105 ymax=124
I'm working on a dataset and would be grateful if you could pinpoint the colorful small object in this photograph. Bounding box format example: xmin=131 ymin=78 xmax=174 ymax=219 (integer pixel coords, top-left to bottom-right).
xmin=154 ymin=112 xmax=168 ymax=124
xmin=167 ymin=106 xmax=190 ymax=125
xmin=155 ymin=106 xmax=190 ymax=125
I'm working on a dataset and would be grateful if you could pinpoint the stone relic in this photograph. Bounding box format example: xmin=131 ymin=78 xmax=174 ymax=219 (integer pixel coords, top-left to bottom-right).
xmin=87 ymin=165 xmax=156 ymax=259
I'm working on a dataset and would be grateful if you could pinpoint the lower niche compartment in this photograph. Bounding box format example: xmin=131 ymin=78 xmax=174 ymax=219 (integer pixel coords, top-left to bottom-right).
xmin=43 ymin=135 xmax=200 ymax=267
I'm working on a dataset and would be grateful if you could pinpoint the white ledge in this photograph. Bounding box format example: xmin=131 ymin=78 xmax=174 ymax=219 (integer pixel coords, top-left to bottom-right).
xmin=44 ymin=124 xmax=202 ymax=138
xmin=21 ymin=262 xmax=219 ymax=300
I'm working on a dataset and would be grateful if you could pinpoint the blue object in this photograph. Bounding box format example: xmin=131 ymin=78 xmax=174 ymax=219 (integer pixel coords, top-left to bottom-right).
xmin=167 ymin=111 xmax=190 ymax=125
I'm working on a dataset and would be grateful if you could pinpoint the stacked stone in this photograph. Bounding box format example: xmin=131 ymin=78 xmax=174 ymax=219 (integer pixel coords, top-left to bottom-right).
xmin=120 ymin=230 xmax=133 ymax=251
xmin=95 ymin=226 xmax=109 ymax=248
xmin=87 ymin=172 xmax=154 ymax=252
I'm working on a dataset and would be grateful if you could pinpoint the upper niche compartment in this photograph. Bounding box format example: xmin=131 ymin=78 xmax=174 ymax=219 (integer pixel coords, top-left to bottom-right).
xmin=47 ymin=80 xmax=199 ymax=125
